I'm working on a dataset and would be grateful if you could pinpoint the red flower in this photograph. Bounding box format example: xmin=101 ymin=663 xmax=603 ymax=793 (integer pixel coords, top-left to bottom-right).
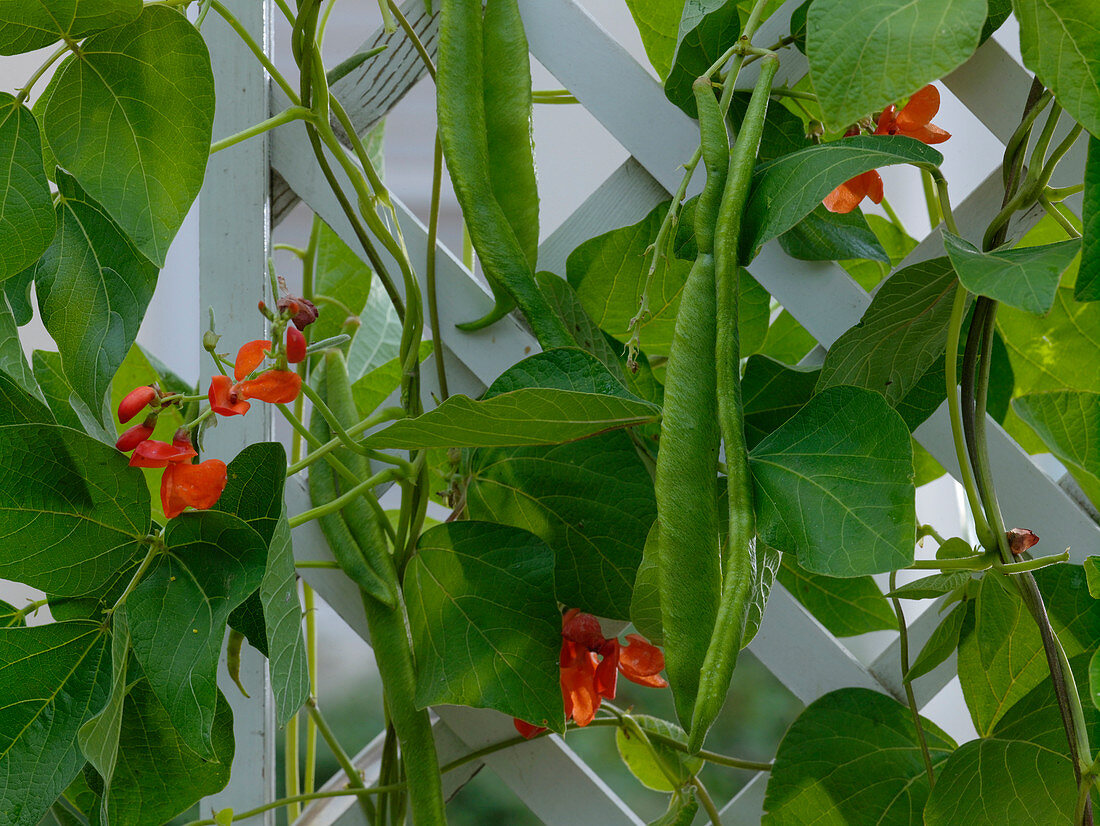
xmin=513 ymin=610 xmax=667 ymax=738
xmin=234 ymin=339 xmax=272 ymax=381
xmin=823 ymin=84 xmax=950 ymax=214
xmin=236 ymin=370 xmax=302 ymax=404
xmin=115 ymin=422 xmax=154 ymax=452
xmin=209 ymin=374 xmax=251 ymax=417
xmin=118 ymin=386 xmax=157 ymax=423
xmin=161 ymin=459 xmax=227 ymax=519
xmin=130 ymin=433 xmax=197 ymax=468
xmin=286 ymin=326 xmax=307 ymax=363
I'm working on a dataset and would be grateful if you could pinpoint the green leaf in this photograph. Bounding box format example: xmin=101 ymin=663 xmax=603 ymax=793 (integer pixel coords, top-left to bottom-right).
xmin=0 ymin=293 xmax=38 ymax=401
xmin=776 ymin=555 xmax=896 ymax=637
xmin=1014 ymin=391 xmax=1100 ymax=507
xmin=351 ymin=340 xmax=432 ymax=418
xmin=259 ymin=513 xmax=309 ymax=725
xmin=943 ymin=231 xmax=1080 ymax=315
xmin=760 ymin=310 xmax=816 ymax=365
xmin=664 ymin=0 xmax=740 ymax=118
xmin=742 ymin=136 xmax=943 ymax=257
xmin=1091 ymin=648 xmax=1100 ymax=711
xmin=77 ymin=614 xmax=128 ymax=822
xmin=31 ymin=351 xmax=86 ymax=432
xmin=107 ymin=681 xmax=233 ymax=826
xmin=906 ymin=601 xmax=966 ymax=682
xmin=0 ymin=0 xmax=140 ymax=54
xmin=217 ymin=442 xmax=286 ymax=547
xmin=0 ymin=422 xmax=150 ymax=596
xmin=364 ymin=348 xmax=659 ymax=449
xmin=958 ymin=565 xmax=1100 ymax=734
xmin=125 ymin=510 xmax=266 ymax=757
xmin=0 ymin=95 xmax=54 ymax=280
xmin=615 ymin=716 xmax=703 ymax=792
xmin=0 ymin=621 xmax=110 ymax=826
xmin=405 ymin=521 xmax=564 ymax=731
xmin=788 ymin=0 xmax=811 ymax=53
xmin=1077 ymin=137 xmax=1100 ymax=301
xmin=762 ymin=687 xmax=956 ymax=824
xmin=42 ymin=6 xmax=215 ymax=265
xmin=981 ymin=0 xmax=1013 ymax=42
xmin=806 ymin=0 xmax=985 ymax=130
xmin=886 ymin=572 xmax=970 ymax=600
xmin=649 ymin=787 xmax=699 ymax=826
xmin=924 ymin=739 xmax=1076 ymax=825
xmin=622 ymin=0 xmax=687 ymax=78
xmin=751 ymin=385 xmax=916 ymax=577
xmin=4 ymin=264 xmax=34 ymax=326
xmin=995 ymin=651 xmax=1100 ymax=753
xmin=483 ymin=0 xmax=539 ymax=270
xmin=1086 ymin=556 xmax=1100 ymax=598
xmin=35 ymin=171 xmax=158 ymax=422
xmin=729 ymin=91 xmax=813 ymax=162
xmin=310 ymin=219 xmax=373 ymax=348
xmin=466 ymin=430 xmax=656 ymax=620
xmin=741 ymin=355 xmax=820 ymax=450
xmin=778 ymin=205 xmax=889 ymax=263
xmin=568 ymin=200 xmax=765 ymax=355
xmin=1013 ymin=0 xmax=1100 ymax=140
xmin=346 ymin=275 xmax=405 ymax=380
xmin=818 ymin=257 xmax=958 ymax=414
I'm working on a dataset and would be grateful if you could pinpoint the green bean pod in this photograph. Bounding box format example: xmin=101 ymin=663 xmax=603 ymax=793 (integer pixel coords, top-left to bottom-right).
xmin=688 ymin=55 xmax=779 ymax=754
xmin=437 ymin=0 xmax=573 ymax=348
xmin=655 ymin=78 xmax=729 ymax=729
xmin=307 ymin=353 xmax=396 ymax=607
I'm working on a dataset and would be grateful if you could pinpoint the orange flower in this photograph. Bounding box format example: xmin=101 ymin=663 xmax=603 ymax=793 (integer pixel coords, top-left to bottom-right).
xmin=118 ymin=385 xmax=157 ymax=423
xmin=823 ymin=84 xmax=950 ymax=214
xmin=161 ymin=459 xmax=228 ymax=519
xmin=513 ymin=610 xmax=667 ymax=738
xmin=236 ymin=370 xmax=302 ymax=404
xmin=208 ymin=374 xmax=251 ymax=417
xmin=129 ymin=433 xmax=197 ymax=468
xmin=234 ymin=339 xmax=272 ymax=381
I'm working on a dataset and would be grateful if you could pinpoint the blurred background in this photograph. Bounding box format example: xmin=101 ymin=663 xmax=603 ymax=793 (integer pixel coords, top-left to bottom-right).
xmin=0 ymin=0 xmax=1021 ymax=823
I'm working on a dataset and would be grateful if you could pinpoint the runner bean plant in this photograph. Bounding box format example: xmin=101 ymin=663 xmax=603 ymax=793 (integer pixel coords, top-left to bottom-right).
xmin=0 ymin=0 xmax=1099 ymax=823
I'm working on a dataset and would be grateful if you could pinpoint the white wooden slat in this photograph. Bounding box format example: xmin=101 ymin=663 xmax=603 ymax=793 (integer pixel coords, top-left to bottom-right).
xmin=285 ymin=480 xmax=645 ymax=824
xmin=721 ymin=772 xmax=770 ymax=825
xmin=272 ymin=0 xmax=438 ymax=224
xmin=200 ymin=0 xmax=276 ymax=819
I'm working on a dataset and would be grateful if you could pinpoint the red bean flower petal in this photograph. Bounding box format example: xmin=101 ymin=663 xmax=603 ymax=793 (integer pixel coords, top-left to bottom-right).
xmin=161 ymin=459 xmax=228 ymax=519
xmin=130 ymin=437 xmax=198 ymax=468
xmin=208 ymin=375 xmax=251 ymax=417
xmin=237 ymin=370 xmax=302 ymax=404
xmin=115 ymin=423 xmax=154 ymax=453
xmin=234 ymin=339 xmax=272 ymax=381
xmin=618 ymin=634 xmax=668 ymax=687
xmin=513 ymin=718 xmax=547 ymax=740
xmin=286 ymin=326 xmax=307 ymax=364
xmin=561 ymin=608 xmax=606 ymax=651
xmin=118 ymin=385 xmax=157 ymax=423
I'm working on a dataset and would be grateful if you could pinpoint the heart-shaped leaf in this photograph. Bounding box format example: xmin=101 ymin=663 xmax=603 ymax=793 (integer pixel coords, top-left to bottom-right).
xmin=365 ymin=348 xmax=660 ymax=449
xmin=0 ymin=95 xmax=54 ymax=281
xmin=42 ymin=6 xmax=215 ymax=264
xmin=741 ymin=136 xmax=943 ymax=256
xmin=1014 ymin=391 xmax=1100 ymax=507
xmin=776 ymin=555 xmax=896 ymax=637
xmin=751 ymin=385 xmax=916 ymax=577
xmin=763 ymin=688 xmax=956 ymax=824
xmin=807 ymin=0 xmax=985 ymax=130
xmin=0 ymin=0 xmax=140 ymax=55
xmin=944 ymin=231 xmax=1081 ymax=316
xmin=405 ymin=521 xmax=564 ymax=731
xmin=778 ymin=204 xmax=889 ymax=263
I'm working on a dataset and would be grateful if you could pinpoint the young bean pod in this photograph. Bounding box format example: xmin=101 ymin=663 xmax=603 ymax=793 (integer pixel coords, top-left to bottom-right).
xmin=688 ymin=55 xmax=779 ymax=754
xmin=655 ymin=78 xmax=729 ymax=729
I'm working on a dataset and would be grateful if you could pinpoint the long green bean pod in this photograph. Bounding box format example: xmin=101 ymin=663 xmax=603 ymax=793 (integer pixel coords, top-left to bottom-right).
xmin=655 ymin=78 xmax=729 ymax=729
xmin=437 ymin=0 xmax=573 ymax=348
xmin=689 ymin=54 xmax=779 ymax=754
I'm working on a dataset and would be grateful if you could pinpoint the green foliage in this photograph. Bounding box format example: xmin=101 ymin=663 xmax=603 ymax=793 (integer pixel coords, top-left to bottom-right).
xmin=0 ymin=0 xmax=139 ymax=55
xmin=778 ymin=205 xmax=889 ymax=263
xmin=906 ymin=602 xmax=967 ymax=682
xmin=1078 ymin=136 xmax=1100 ymax=300
xmin=751 ymin=385 xmax=916 ymax=577
xmin=623 ymin=0 xmax=687 ymax=78
xmin=807 ymin=0 xmax=984 ymax=130
xmin=615 ymin=716 xmax=703 ymax=791
xmin=1014 ymin=390 xmax=1100 ymax=506
xmin=776 ymin=556 xmax=897 ymax=637
xmin=763 ymin=688 xmax=956 ymax=823
xmin=664 ymin=1 xmax=740 ymax=118
xmin=0 ymin=95 xmax=53 ymax=281
xmin=405 ymin=521 xmax=564 ymax=730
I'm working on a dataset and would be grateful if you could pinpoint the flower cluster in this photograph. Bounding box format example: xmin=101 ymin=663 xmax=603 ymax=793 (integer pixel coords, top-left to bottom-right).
xmin=208 ymin=329 xmax=305 ymax=417
xmin=513 ymin=609 xmax=667 ymax=739
xmin=823 ymin=84 xmax=951 ymax=214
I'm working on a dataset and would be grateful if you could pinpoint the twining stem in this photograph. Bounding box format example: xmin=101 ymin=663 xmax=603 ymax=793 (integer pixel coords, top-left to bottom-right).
xmin=890 ymin=572 xmax=936 ymax=788
xmin=291 ymin=215 xmax=322 ymax=466
xmin=306 ymin=698 xmax=374 ymax=822
xmin=304 ymin=583 xmax=319 ymax=797
xmin=208 ymin=1 xmax=300 ymax=104
xmin=427 ymin=135 xmax=450 ymax=400
xmin=692 ymin=777 xmax=723 ymax=826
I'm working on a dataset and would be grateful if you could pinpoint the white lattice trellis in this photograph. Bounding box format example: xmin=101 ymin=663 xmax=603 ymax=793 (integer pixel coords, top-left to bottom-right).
xmin=198 ymin=1 xmax=1096 ymax=822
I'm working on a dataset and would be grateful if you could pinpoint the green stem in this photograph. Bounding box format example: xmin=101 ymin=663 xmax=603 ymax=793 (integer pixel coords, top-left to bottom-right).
xmin=285 ymin=407 xmax=405 ymax=477
xmin=926 ymin=168 xmax=960 ymax=235
xmin=106 ymin=543 xmax=161 ymax=616
xmin=921 ymin=169 xmax=942 ymax=228
xmin=292 ymin=215 xmax=322 ymax=465
xmin=295 ymin=560 xmax=342 ymax=569
xmin=289 ymin=469 xmax=398 ymax=528
xmin=208 ymin=0 xmax=300 ymax=104
xmin=1039 ymin=195 xmax=1082 ymax=238
xmin=1046 ymin=183 xmax=1085 ymax=201
xmin=14 ymin=42 xmax=68 ymax=106
xmin=306 ymin=698 xmax=375 ymax=822
xmin=304 ymin=583 xmax=319 ymax=797
xmin=1076 ymin=774 xmax=1097 ymax=826
xmin=880 ymin=197 xmax=906 ymax=233
xmin=768 ymin=87 xmax=817 ymax=102
xmin=284 ymin=713 xmax=301 ymax=821
xmin=182 ymin=786 xmax=407 ymax=826
xmin=1002 ymin=86 xmax=1052 ymax=191
xmin=890 ymin=572 xmax=936 ymax=788
xmin=995 ymin=550 xmax=1071 ymax=573
xmin=388 ymin=0 xmax=436 ymax=78
xmin=298 ymin=382 xmax=371 ymax=455
xmin=692 ymin=777 xmax=723 ymax=826
xmin=1035 ymin=124 xmax=1084 ymax=191
xmin=210 ymin=106 xmax=313 ymax=153
xmin=427 ymin=134 xmax=450 ymax=400
xmin=917 ymin=524 xmax=947 ymax=546
xmin=908 ymin=554 xmax=991 ymax=571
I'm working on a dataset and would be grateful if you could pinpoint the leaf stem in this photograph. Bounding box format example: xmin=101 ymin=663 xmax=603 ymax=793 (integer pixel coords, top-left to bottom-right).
xmin=426 ymin=134 xmax=450 ymax=400
xmin=285 ymin=407 xmax=405 ymax=477
xmin=305 ymin=697 xmax=375 ymax=821
xmin=288 ymin=469 xmax=398 ymax=528
xmin=14 ymin=42 xmax=68 ymax=106
xmin=207 ymin=0 xmax=301 ymax=104
xmin=692 ymin=776 xmax=723 ymax=826
xmin=388 ymin=0 xmax=435 ymax=78
xmin=284 ymin=713 xmax=301 ymax=821
xmin=890 ymin=572 xmax=936 ymax=788
xmin=1039 ymin=195 xmax=1082 ymax=238
xmin=210 ymin=106 xmax=313 ymax=154
xmin=304 ymin=583 xmax=319 ymax=797
xmin=106 ymin=542 xmax=161 ymax=616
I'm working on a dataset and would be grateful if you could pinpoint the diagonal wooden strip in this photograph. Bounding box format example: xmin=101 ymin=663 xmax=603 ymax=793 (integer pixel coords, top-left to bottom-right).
xmin=272 ymin=0 xmax=438 ymax=225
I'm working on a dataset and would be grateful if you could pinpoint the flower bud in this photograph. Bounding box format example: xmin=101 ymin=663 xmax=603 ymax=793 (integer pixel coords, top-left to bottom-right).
xmin=115 ymin=422 xmax=154 ymax=452
xmin=278 ymin=295 xmax=319 ymax=330
xmin=286 ymin=326 xmax=307 ymax=363
xmin=118 ymin=386 xmax=157 ymax=423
